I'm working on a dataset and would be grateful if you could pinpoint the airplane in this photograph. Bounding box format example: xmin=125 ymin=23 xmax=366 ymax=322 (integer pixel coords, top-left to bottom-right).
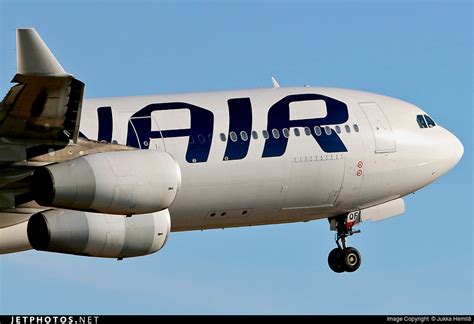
xmin=0 ymin=28 xmax=463 ymax=273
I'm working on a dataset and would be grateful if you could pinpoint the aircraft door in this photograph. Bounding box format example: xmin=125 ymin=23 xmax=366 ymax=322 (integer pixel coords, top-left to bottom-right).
xmin=359 ymin=102 xmax=396 ymax=153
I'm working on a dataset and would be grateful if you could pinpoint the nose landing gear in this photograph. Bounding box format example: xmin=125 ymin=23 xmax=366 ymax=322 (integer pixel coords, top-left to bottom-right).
xmin=328 ymin=212 xmax=362 ymax=273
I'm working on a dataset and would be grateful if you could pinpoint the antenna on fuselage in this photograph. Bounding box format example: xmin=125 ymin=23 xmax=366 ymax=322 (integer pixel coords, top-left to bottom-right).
xmin=271 ymin=76 xmax=280 ymax=88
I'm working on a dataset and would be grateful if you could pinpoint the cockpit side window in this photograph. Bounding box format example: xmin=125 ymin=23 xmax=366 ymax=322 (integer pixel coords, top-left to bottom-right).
xmin=424 ymin=115 xmax=436 ymax=128
xmin=416 ymin=115 xmax=427 ymax=128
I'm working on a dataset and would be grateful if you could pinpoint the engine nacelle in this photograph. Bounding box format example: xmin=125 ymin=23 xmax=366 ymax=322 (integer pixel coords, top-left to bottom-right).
xmin=32 ymin=150 xmax=181 ymax=215
xmin=27 ymin=209 xmax=171 ymax=258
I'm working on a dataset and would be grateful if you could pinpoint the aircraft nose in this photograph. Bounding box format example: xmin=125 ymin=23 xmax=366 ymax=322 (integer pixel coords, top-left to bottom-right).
xmin=448 ymin=132 xmax=464 ymax=168
xmin=420 ymin=127 xmax=463 ymax=181
xmin=435 ymin=129 xmax=464 ymax=176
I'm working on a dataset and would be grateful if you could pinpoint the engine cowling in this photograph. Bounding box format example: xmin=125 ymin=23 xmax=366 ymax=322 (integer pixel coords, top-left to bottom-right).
xmin=32 ymin=150 xmax=181 ymax=215
xmin=27 ymin=209 xmax=171 ymax=258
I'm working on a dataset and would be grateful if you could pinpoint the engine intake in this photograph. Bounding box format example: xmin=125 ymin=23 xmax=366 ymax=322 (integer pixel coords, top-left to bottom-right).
xmin=27 ymin=209 xmax=171 ymax=258
xmin=32 ymin=150 xmax=181 ymax=215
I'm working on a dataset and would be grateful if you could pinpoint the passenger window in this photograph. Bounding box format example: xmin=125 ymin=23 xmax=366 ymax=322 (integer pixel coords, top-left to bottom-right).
xmin=230 ymin=131 xmax=238 ymax=142
xmin=324 ymin=126 xmax=332 ymax=135
xmin=304 ymin=127 xmax=311 ymax=136
xmin=424 ymin=115 xmax=436 ymax=128
xmin=345 ymin=125 xmax=351 ymax=133
xmin=335 ymin=125 xmax=341 ymax=134
xmin=314 ymin=126 xmax=322 ymax=136
xmin=416 ymin=115 xmax=427 ymax=128
xmin=252 ymin=131 xmax=258 ymax=139
xmin=282 ymin=128 xmax=290 ymax=138
xmin=294 ymin=128 xmax=300 ymax=137
xmin=272 ymin=129 xmax=280 ymax=139
xmin=198 ymin=134 xmax=205 ymax=144
xmin=240 ymin=131 xmax=248 ymax=141
xmin=262 ymin=130 xmax=269 ymax=139
xmin=220 ymin=133 xmax=226 ymax=142
xmin=353 ymin=124 xmax=360 ymax=132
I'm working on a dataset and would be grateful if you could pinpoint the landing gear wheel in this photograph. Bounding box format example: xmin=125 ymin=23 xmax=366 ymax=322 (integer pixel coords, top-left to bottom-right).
xmin=342 ymin=247 xmax=361 ymax=272
xmin=327 ymin=213 xmax=363 ymax=273
xmin=328 ymin=248 xmax=345 ymax=273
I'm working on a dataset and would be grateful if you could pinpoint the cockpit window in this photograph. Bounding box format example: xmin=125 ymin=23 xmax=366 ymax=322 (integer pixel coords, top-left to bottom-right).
xmin=416 ymin=115 xmax=427 ymax=128
xmin=424 ymin=115 xmax=436 ymax=128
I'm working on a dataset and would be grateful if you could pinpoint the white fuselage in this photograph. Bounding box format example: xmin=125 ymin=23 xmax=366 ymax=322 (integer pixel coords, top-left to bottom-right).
xmin=79 ymin=87 xmax=463 ymax=231
xmin=0 ymin=29 xmax=464 ymax=261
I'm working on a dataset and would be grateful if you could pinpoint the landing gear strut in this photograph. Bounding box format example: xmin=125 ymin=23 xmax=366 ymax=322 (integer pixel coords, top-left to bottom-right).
xmin=327 ymin=212 xmax=362 ymax=273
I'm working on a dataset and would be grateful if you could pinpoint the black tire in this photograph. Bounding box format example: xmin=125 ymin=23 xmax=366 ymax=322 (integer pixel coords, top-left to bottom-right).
xmin=328 ymin=248 xmax=345 ymax=273
xmin=342 ymin=247 xmax=361 ymax=272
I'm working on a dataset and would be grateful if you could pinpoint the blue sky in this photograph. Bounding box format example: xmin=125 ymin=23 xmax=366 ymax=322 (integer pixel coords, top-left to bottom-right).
xmin=0 ymin=0 xmax=472 ymax=314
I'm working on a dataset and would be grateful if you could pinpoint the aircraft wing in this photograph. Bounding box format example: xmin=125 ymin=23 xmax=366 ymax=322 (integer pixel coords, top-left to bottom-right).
xmin=0 ymin=28 xmax=84 ymax=214
xmin=0 ymin=28 xmax=84 ymax=163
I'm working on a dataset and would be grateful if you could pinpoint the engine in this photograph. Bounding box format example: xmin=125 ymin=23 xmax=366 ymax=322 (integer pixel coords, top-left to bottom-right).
xmin=32 ymin=150 xmax=181 ymax=215
xmin=27 ymin=209 xmax=171 ymax=258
